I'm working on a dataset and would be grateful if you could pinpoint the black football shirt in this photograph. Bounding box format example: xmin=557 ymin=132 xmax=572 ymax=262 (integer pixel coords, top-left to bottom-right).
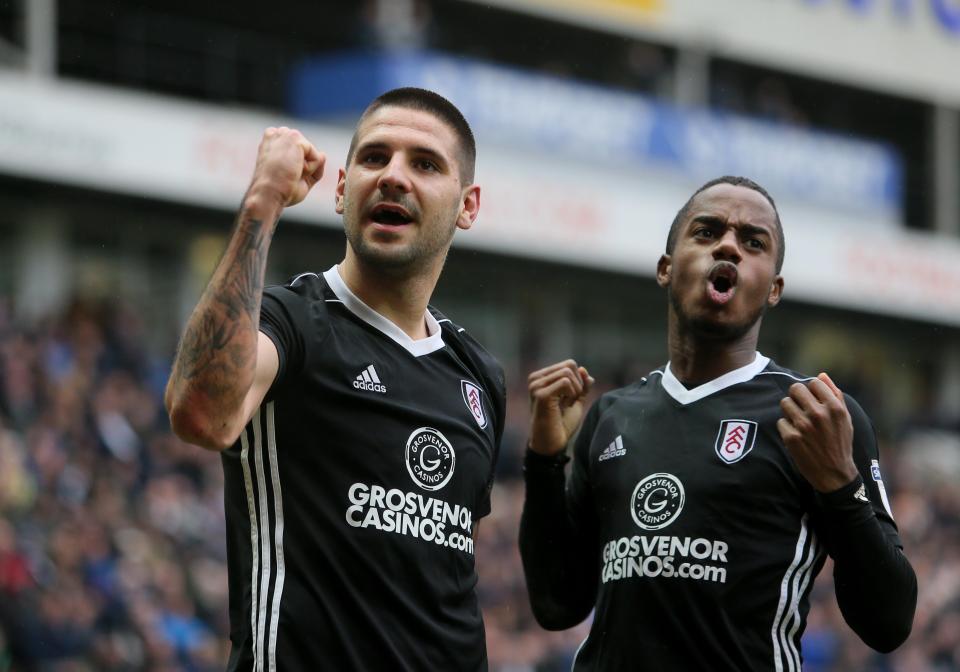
xmin=566 ymin=354 xmax=900 ymax=671
xmin=220 ymin=266 xmax=505 ymax=672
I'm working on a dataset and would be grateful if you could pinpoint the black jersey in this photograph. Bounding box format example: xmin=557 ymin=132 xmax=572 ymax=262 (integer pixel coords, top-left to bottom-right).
xmin=564 ymin=355 xmax=901 ymax=671
xmin=220 ymin=266 xmax=505 ymax=672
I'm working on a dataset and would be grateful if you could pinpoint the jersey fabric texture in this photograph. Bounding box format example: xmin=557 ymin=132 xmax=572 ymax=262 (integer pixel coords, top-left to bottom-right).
xmin=220 ymin=266 xmax=505 ymax=672
xmin=564 ymin=354 xmax=901 ymax=671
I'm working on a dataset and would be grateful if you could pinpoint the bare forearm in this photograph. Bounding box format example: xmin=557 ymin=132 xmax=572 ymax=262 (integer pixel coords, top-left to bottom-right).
xmin=167 ymin=127 xmax=325 ymax=448
xmin=167 ymin=196 xmax=280 ymax=446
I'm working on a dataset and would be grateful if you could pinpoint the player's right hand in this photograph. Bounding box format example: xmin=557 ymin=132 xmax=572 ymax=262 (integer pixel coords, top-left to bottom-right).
xmin=248 ymin=127 xmax=326 ymax=207
xmin=528 ymin=360 xmax=594 ymax=456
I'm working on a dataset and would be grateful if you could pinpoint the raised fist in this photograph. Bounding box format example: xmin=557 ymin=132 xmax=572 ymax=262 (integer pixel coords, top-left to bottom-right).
xmin=248 ymin=127 xmax=326 ymax=207
xmin=528 ymin=360 xmax=594 ymax=456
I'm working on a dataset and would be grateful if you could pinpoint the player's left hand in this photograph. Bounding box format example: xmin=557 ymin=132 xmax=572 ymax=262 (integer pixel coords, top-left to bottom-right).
xmin=776 ymin=372 xmax=859 ymax=493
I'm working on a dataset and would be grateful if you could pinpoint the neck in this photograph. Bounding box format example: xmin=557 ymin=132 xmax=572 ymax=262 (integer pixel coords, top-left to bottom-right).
xmin=666 ymin=313 xmax=761 ymax=387
xmin=338 ymin=250 xmax=444 ymax=340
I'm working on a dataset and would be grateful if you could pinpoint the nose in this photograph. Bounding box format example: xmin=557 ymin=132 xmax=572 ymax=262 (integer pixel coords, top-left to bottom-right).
xmin=377 ymin=155 xmax=412 ymax=195
xmin=713 ymin=229 xmax=742 ymax=263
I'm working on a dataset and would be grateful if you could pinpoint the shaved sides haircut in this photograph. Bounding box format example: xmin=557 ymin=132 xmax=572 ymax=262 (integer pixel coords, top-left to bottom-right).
xmin=346 ymin=87 xmax=477 ymax=185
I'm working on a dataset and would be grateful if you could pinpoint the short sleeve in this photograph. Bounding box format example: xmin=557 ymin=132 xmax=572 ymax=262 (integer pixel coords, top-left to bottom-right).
xmin=259 ymin=285 xmax=308 ymax=392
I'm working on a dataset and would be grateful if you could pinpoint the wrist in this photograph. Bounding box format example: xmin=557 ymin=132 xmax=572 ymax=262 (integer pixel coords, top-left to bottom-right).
xmin=524 ymin=446 xmax=570 ymax=471
xmin=816 ymin=474 xmax=876 ymax=530
xmin=810 ymin=463 xmax=860 ymax=494
xmin=243 ymin=181 xmax=288 ymax=217
xmin=818 ymin=473 xmax=864 ymax=502
xmin=527 ymin=436 xmax=567 ymax=457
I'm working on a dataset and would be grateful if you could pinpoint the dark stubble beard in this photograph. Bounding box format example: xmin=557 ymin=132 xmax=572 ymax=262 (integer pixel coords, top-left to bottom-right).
xmin=343 ymin=203 xmax=458 ymax=278
xmin=668 ymin=284 xmax=769 ymax=342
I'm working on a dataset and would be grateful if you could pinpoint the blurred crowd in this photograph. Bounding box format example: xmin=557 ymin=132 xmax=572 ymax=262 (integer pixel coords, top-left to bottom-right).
xmin=0 ymin=297 xmax=958 ymax=671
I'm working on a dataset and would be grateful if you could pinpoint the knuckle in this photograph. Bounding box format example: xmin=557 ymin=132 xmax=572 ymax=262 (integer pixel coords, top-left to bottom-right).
xmin=828 ymin=402 xmax=846 ymax=418
xmin=784 ymin=415 xmax=803 ymax=432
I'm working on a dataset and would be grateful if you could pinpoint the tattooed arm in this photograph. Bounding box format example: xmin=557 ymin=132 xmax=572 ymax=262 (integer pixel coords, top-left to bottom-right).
xmin=165 ymin=127 xmax=325 ymax=450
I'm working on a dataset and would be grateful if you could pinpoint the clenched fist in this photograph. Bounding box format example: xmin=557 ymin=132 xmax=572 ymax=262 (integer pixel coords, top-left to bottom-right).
xmin=528 ymin=360 xmax=594 ymax=457
xmin=777 ymin=372 xmax=859 ymax=493
xmin=247 ymin=127 xmax=326 ymax=208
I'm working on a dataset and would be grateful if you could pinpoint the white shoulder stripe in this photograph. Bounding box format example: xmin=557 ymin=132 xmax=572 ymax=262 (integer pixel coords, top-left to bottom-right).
xmin=289 ymin=272 xmax=319 ymax=285
xmin=435 ymin=318 xmax=467 ymax=333
xmin=757 ymin=371 xmax=815 ymax=383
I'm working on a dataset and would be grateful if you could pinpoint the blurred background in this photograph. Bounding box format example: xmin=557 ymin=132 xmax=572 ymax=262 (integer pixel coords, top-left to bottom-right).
xmin=0 ymin=0 xmax=959 ymax=669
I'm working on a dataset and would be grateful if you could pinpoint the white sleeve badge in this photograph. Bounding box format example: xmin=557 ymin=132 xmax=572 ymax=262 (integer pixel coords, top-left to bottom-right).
xmin=870 ymin=459 xmax=895 ymax=520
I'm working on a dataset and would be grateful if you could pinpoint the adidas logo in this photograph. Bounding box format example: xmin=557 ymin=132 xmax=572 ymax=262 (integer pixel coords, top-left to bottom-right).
xmin=854 ymin=484 xmax=869 ymax=503
xmin=353 ymin=364 xmax=387 ymax=394
xmin=598 ymin=435 xmax=626 ymax=462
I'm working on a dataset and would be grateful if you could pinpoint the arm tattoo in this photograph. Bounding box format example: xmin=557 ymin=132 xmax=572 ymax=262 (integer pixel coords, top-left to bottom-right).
xmin=225 ymin=223 xmax=270 ymax=318
xmin=173 ymin=215 xmax=273 ymax=392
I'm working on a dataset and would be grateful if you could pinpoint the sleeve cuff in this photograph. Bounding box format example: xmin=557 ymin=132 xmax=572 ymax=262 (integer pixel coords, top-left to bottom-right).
xmin=818 ymin=474 xmax=866 ymax=505
xmin=524 ymin=448 xmax=571 ymax=473
xmin=816 ymin=474 xmax=875 ymax=527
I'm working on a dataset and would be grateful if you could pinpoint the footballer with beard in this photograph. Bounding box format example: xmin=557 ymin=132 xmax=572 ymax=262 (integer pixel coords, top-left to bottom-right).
xmin=166 ymin=88 xmax=505 ymax=671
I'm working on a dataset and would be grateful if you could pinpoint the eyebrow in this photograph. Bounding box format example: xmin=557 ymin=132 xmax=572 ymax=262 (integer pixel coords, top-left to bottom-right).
xmin=691 ymin=215 xmax=772 ymax=238
xmin=355 ymin=141 xmax=449 ymax=166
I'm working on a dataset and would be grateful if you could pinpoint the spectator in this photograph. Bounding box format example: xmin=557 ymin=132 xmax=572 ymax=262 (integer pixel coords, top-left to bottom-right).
xmin=0 ymin=296 xmax=956 ymax=670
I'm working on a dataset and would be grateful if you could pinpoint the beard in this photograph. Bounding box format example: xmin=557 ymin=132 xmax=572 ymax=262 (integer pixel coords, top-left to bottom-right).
xmin=343 ymin=197 xmax=457 ymax=277
xmin=668 ymin=284 xmax=769 ymax=342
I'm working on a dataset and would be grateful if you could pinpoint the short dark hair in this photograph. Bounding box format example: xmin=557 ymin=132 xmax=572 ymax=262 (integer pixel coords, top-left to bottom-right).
xmin=345 ymin=87 xmax=477 ymax=185
xmin=666 ymin=176 xmax=785 ymax=273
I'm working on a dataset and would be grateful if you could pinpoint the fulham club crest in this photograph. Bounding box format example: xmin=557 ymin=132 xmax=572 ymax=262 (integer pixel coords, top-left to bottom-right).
xmin=461 ymin=380 xmax=487 ymax=429
xmin=715 ymin=419 xmax=758 ymax=464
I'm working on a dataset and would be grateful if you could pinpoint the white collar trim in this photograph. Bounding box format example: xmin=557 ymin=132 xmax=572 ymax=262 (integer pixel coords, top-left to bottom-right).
xmin=660 ymin=352 xmax=770 ymax=405
xmin=323 ymin=265 xmax=445 ymax=357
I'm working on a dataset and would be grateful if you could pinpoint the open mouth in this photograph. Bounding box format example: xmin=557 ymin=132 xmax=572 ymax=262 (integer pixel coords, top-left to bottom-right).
xmin=707 ymin=262 xmax=738 ymax=305
xmin=370 ymin=204 xmax=413 ymax=226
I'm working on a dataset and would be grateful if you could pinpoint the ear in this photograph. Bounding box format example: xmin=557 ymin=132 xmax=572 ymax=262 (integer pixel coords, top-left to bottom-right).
xmin=656 ymin=254 xmax=672 ymax=288
xmin=767 ymin=275 xmax=784 ymax=307
xmin=456 ymin=184 xmax=481 ymax=231
xmin=334 ymin=168 xmax=347 ymax=214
